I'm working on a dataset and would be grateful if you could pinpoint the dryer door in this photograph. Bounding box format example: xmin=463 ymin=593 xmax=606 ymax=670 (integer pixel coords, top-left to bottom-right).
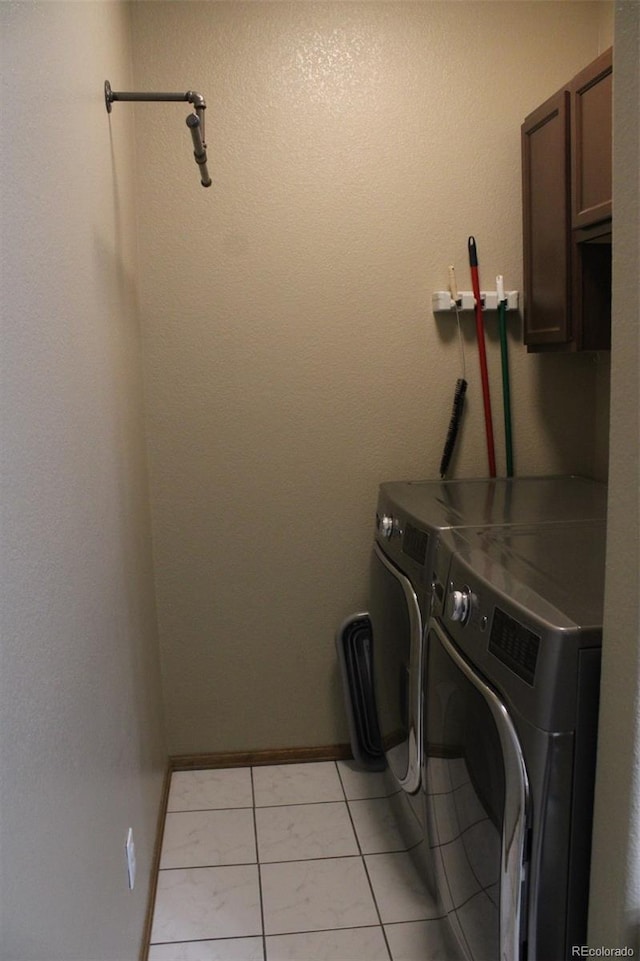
xmin=369 ymin=543 xmax=423 ymax=793
xmin=424 ymin=619 xmax=530 ymax=961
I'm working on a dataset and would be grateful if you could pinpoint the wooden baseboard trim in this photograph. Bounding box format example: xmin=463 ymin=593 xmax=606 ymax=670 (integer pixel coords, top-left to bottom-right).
xmin=139 ymin=760 xmax=172 ymax=961
xmin=170 ymin=743 xmax=353 ymax=771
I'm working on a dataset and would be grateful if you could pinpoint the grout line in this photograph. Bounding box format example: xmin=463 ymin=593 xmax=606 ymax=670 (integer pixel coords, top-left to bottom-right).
xmin=262 ymin=922 xmax=388 ymax=938
xmin=151 ymin=923 xmax=390 ymax=947
xmin=359 ymin=860 xmax=393 ymax=960
xmin=152 ymin=760 xmax=452 ymax=959
xmin=250 ymin=766 xmax=267 ymax=961
xmin=431 ymin=816 xmax=491 ymax=847
xmin=166 ymin=804 xmax=254 ymax=813
xmin=158 ymin=862 xmax=258 ymax=872
xmin=342 ymin=778 xmax=393 ymax=961
xmin=264 ymin=922 xmax=391 ymax=943
xmin=335 ymin=758 xmax=348 ymax=801
xmin=158 ymin=853 xmax=416 ymax=876
xmin=347 ymin=792 xmax=402 ymax=802
xmin=253 ymin=797 xmax=347 ymax=809
xmin=259 ymin=850 xmax=361 ymax=865
xmin=219 ymin=853 xmax=369 ymax=867
xmin=263 ymin=923 xmax=386 ymax=935
xmin=151 ymin=935 xmax=263 ymax=946
xmin=335 ymin=759 xmax=402 ymax=803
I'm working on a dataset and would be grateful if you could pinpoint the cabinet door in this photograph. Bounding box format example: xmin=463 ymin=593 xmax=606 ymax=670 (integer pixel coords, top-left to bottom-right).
xmin=571 ymin=48 xmax=612 ymax=228
xmin=522 ymin=89 xmax=572 ymax=348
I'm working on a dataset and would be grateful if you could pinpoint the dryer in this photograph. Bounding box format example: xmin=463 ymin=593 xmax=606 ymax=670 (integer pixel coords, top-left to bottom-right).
xmin=369 ymin=475 xmax=607 ymax=799
xmin=423 ymin=520 xmax=606 ymax=960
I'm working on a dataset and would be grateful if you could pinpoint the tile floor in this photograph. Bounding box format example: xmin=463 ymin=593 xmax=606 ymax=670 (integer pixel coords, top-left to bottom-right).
xmin=148 ymin=760 xmax=458 ymax=961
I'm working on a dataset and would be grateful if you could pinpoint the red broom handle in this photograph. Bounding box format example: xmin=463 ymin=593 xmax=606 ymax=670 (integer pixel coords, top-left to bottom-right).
xmin=468 ymin=237 xmax=496 ymax=477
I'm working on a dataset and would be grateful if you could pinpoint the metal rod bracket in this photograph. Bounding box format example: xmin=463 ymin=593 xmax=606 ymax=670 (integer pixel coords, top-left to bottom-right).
xmin=104 ymin=80 xmax=211 ymax=188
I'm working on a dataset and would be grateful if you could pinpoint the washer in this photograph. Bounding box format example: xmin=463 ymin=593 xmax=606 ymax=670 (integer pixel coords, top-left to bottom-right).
xmin=369 ymin=475 xmax=607 ymax=799
xmin=423 ymin=520 xmax=606 ymax=961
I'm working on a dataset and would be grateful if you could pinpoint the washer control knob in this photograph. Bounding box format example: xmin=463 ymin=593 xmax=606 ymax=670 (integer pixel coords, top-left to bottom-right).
xmin=377 ymin=513 xmax=395 ymax=540
xmin=449 ymin=588 xmax=471 ymax=624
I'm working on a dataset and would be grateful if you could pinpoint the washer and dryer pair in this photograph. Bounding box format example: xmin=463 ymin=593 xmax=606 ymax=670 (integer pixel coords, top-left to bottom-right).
xmin=361 ymin=475 xmax=607 ymax=961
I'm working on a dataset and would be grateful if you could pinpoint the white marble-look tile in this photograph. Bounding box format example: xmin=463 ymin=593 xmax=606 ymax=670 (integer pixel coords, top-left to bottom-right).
xmin=336 ymin=760 xmax=392 ymax=800
xmin=149 ymin=937 xmax=264 ymax=961
xmin=365 ymin=852 xmax=441 ymax=924
xmin=385 ymin=919 xmax=464 ymax=961
xmin=256 ymin=801 xmax=357 ymax=862
xmin=349 ymin=797 xmax=415 ymax=854
xmin=461 ymin=818 xmax=500 ymax=890
xmin=423 ymin=757 xmax=453 ymax=796
xmin=386 ymin=742 xmax=408 ymax=775
xmin=440 ymin=837 xmax=481 ymax=909
xmin=265 ymin=926 xmax=390 ymax=961
xmin=486 ymin=881 xmax=499 ymax=907
xmin=252 ymin=762 xmax=344 ymax=807
xmin=455 ymin=890 xmax=499 ymax=960
xmin=395 ymin=790 xmax=426 ymax=836
xmin=425 ymin=756 xmax=471 ymax=797
xmin=452 ymin=780 xmax=488 ymax=834
xmin=167 ymin=768 xmax=254 ymax=812
xmin=261 ymin=856 xmax=379 ymax=935
xmin=150 ymin=865 xmax=262 ymax=943
xmin=448 ymin=758 xmax=471 ymax=792
xmin=428 ymin=793 xmax=461 ymax=847
xmin=430 ymin=845 xmax=455 ymax=917
xmin=160 ymin=809 xmax=256 ymax=868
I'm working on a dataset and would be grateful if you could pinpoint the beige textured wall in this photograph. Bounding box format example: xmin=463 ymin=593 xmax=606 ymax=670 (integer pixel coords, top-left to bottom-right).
xmin=131 ymin=1 xmax=611 ymax=755
xmin=589 ymin=0 xmax=640 ymax=951
xmin=0 ymin=3 xmax=166 ymax=959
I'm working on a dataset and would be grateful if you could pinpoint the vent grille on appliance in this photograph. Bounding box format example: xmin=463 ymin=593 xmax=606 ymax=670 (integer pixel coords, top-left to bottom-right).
xmin=403 ymin=524 xmax=428 ymax=565
xmin=489 ymin=607 xmax=540 ymax=685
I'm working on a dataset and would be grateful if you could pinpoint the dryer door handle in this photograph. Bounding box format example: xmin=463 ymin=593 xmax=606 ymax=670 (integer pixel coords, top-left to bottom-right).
xmin=372 ymin=543 xmax=423 ymax=794
xmin=430 ymin=619 xmax=530 ymax=961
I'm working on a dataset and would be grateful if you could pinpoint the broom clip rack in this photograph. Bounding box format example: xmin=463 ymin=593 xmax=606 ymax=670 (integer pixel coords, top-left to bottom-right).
xmin=432 ymin=290 xmax=519 ymax=314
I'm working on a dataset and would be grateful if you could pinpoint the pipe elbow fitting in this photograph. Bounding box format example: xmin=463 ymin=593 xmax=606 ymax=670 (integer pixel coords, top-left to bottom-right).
xmin=186 ymin=90 xmax=206 ymax=110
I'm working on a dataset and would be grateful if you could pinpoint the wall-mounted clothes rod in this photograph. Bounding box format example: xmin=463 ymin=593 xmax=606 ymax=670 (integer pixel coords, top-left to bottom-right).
xmin=104 ymin=80 xmax=212 ymax=188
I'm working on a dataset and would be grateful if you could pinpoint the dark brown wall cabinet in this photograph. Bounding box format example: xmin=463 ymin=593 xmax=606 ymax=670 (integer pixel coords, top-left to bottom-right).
xmin=522 ymin=48 xmax=612 ymax=352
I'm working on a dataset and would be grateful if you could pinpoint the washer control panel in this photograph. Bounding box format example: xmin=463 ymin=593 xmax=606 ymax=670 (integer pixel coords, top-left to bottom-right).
xmin=446 ymin=561 xmax=541 ymax=686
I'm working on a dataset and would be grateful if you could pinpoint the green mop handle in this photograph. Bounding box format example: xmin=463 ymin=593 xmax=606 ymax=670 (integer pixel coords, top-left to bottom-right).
xmin=497 ymin=276 xmax=514 ymax=477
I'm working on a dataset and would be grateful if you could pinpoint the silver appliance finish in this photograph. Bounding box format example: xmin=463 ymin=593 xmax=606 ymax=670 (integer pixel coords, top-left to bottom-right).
xmin=370 ymin=475 xmax=607 ymax=797
xmin=424 ymin=521 xmax=606 ymax=961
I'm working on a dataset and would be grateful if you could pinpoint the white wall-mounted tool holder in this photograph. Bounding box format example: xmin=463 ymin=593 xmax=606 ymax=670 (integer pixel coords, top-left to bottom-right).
xmin=432 ymin=290 xmax=520 ymax=313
